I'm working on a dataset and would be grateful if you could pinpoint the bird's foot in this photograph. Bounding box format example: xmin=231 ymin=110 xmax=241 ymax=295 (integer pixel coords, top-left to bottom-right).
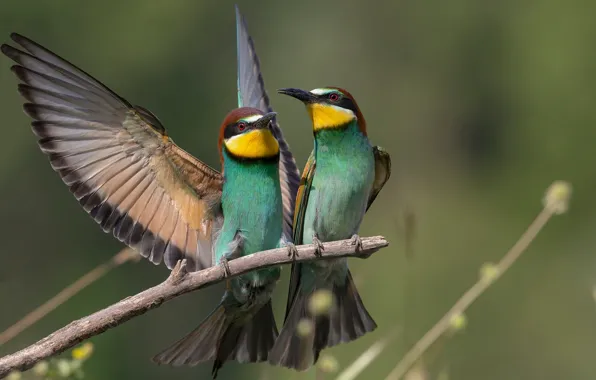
xmin=169 ymin=259 xmax=188 ymax=285
xmin=350 ymin=234 xmax=363 ymax=252
xmin=312 ymin=234 xmax=325 ymax=257
xmin=219 ymin=257 xmax=232 ymax=278
xmin=286 ymin=242 xmax=299 ymax=260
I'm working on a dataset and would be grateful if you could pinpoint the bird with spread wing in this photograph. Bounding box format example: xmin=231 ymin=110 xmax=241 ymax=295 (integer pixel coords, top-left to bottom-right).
xmin=1 ymin=5 xmax=300 ymax=378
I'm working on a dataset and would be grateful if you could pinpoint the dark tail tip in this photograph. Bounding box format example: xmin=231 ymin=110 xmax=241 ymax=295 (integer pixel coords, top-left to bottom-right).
xmin=211 ymin=300 xmax=278 ymax=378
xmin=152 ymin=306 xmax=228 ymax=367
xmin=269 ymin=270 xmax=376 ymax=371
xmin=153 ymin=301 xmax=278 ymax=378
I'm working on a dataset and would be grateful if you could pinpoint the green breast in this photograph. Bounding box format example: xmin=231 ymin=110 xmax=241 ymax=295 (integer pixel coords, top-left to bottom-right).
xmin=216 ymin=149 xmax=282 ymax=285
xmin=302 ymin=121 xmax=375 ymax=243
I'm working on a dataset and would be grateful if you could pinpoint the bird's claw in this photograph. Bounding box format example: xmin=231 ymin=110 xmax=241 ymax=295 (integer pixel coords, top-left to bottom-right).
xmin=350 ymin=234 xmax=363 ymax=252
xmin=220 ymin=257 xmax=232 ymax=278
xmin=286 ymin=242 xmax=299 ymax=260
xmin=169 ymin=259 xmax=188 ymax=285
xmin=312 ymin=234 xmax=325 ymax=257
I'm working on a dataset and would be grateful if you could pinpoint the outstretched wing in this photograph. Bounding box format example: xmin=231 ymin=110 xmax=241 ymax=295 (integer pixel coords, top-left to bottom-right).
xmin=235 ymin=6 xmax=301 ymax=242
xmin=1 ymin=33 xmax=223 ymax=272
xmin=366 ymin=146 xmax=391 ymax=211
xmin=284 ymin=151 xmax=317 ymax=317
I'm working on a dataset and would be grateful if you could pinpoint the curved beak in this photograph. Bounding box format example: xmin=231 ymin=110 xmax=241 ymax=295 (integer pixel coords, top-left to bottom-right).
xmin=254 ymin=111 xmax=277 ymax=129
xmin=278 ymin=88 xmax=315 ymax=103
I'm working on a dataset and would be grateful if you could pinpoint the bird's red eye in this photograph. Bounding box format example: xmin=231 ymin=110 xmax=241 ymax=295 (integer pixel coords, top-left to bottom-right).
xmin=329 ymin=93 xmax=340 ymax=102
xmin=238 ymin=122 xmax=247 ymax=131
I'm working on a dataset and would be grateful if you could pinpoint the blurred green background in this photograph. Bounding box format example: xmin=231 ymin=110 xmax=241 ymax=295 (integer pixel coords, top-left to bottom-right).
xmin=1 ymin=0 xmax=596 ymax=379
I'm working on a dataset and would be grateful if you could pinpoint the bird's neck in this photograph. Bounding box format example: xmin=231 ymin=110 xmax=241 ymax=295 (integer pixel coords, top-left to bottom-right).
xmin=220 ymin=148 xmax=282 ymax=238
xmin=221 ymin=148 xmax=281 ymax=205
xmin=314 ymin=120 xmax=371 ymax=160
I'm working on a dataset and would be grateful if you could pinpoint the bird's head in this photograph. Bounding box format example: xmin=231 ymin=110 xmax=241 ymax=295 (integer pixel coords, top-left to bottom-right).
xmin=218 ymin=107 xmax=279 ymax=163
xmin=277 ymin=87 xmax=366 ymax=136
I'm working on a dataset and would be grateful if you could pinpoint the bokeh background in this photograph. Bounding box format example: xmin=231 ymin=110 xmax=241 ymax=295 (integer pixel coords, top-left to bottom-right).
xmin=1 ymin=1 xmax=596 ymax=379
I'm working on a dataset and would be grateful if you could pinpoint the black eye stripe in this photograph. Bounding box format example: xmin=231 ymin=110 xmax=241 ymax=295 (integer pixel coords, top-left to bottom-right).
xmin=318 ymin=93 xmax=357 ymax=114
xmin=224 ymin=121 xmax=248 ymax=139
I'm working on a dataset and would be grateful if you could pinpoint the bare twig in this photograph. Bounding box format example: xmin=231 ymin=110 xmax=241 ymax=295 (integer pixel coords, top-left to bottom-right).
xmin=0 ymin=248 xmax=138 ymax=346
xmin=335 ymin=328 xmax=401 ymax=380
xmin=385 ymin=181 xmax=572 ymax=380
xmin=0 ymin=236 xmax=388 ymax=378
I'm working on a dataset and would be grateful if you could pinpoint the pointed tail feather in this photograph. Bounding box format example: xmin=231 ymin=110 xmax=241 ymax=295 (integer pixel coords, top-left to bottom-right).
xmin=269 ymin=271 xmax=376 ymax=371
xmin=212 ymin=300 xmax=279 ymax=377
xmin=153 ymin=301 xmax=278 ymax=378
xmin=152 ymin=305 xmax=228 ymax=367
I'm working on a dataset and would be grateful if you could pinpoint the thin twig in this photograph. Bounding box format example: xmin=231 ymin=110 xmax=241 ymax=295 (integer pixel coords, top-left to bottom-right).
xmin=0 ymin=248 xmax=138 ymax=346
xmin=384 ymin=206 xmax=557 ymax=380
xmin=335 ymin=328 xmax=401 ymax=380
xmin=0 ymin=236 xmax=389 ymax=378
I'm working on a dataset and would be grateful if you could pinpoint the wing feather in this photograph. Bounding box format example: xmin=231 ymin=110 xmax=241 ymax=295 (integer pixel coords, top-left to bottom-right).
xmin=367 ymin=146 xmax=391 ymax=211
xmin=285 ymin=151 xmax=317 ymax=318
xmin=235 ymin=6 xmax=300 ymax=242
xmin=2 ymin=33 xmax=224 ymax=271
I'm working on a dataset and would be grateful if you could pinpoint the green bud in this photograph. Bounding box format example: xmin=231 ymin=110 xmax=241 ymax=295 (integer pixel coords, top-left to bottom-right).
xmin=449 ymin=312 xmax=467 ymax=332
xmin=56 ymin=359 xmax=72 ymax=377
xmin=318 ymin=354 xmax=339 ymax=373
xmin=308 ymin=289 xmax=334 ymax=316
xmin=6 ymin=371 xmax=21 ymax=380
xmin=479 ymin=262 xmax=499 ymax=284
xmin=543 ymin=181 xmax=572 ymax=214
xmin=32 ymin=361 xmax=50 ymax=376
xmin=296 ymin=318 xmax=314 ymax=337
xmin=70 ymin=359 xmax=82 ymax=371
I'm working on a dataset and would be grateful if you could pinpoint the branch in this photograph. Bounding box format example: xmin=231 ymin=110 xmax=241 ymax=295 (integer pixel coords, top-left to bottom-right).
xmin=384 ymin=181 xmax=572 ymax=380
xmin=0 ymin=235 xmax=388 ymax=378
xmin=0 ymin=248 xmax=138 ymax=346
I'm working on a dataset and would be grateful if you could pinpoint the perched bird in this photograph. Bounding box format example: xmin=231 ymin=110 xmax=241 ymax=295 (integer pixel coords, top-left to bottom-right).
xmin=268 ymin=87 xmax=391 ymax=370
xmin=153 ymin=107 xmax=283 ymax=378
xmin=1 ymin=6 xmax=300 ymax=377
xmin=154 ymin=7 xmax=300 ymax=377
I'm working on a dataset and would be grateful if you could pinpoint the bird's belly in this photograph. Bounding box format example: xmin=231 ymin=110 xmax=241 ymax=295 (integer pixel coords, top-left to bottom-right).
xmin=304 ymin=183 xmax=370 ymax=243
xmin=215 ymin=211 xmax=282 ymax=293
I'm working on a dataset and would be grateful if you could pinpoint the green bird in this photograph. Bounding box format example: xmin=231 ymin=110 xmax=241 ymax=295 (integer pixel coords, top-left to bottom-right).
xmin=268 ymin=86 xmax=391 ymax=370
xmin=1 ymin=6 xmax=300 ymax=377
xmin=154 ymin=7 xmax=300 ymax=377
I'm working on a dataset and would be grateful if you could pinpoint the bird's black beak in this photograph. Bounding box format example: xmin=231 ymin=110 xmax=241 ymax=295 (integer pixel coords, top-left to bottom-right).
xmin=277 ymin=88 xmax=315 ymax=103
xmin=254 ymin=111 xmax=277 ymax=129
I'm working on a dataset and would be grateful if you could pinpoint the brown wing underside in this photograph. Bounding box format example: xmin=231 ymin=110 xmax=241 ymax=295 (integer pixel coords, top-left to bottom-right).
xmin=1 ymin=33 xmax=223 ymax=271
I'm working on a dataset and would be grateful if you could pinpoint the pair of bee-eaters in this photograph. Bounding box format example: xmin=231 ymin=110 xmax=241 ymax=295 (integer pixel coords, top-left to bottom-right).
xmin=1 ymin=6 xmax=390 ymax=378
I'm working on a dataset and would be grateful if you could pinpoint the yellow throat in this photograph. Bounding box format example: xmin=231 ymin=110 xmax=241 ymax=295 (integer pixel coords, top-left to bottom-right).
xmin=224 ymin=128 xmax=279 ymax=159
xmin=307 ymin=103 xmax=356 ymax=131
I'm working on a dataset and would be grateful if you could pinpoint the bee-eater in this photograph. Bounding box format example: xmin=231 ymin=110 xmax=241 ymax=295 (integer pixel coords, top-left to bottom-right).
xmin=1 ymin=7 xmax=299 ymax=377
xmin=268 ymin=87 xmax=391 ymax=370
xmin=154 ymin=7 xmax=300 ymax=377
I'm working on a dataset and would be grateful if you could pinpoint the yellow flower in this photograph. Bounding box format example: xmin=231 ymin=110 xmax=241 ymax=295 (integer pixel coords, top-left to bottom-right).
xmin=72 ymin=342 xmax=94 ymax=361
